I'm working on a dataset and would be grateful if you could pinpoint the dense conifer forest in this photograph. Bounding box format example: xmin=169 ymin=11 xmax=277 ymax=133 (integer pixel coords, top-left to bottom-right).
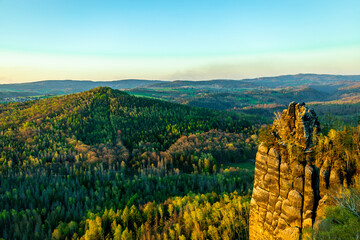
xmin=0 ymin=87 xmax=257 ymax=239
xmin=1 ymin=87 xmax=360 ymax=239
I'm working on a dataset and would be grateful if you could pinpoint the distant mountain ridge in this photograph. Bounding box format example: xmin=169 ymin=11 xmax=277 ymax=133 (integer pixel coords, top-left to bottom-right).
xmin=145 ymin=74 xmax=360 ymax=89
xmin=0 ymin=79 xmax=163 ymax=97
xmin=244 ymin=73 xmax=360 ymax=88
xmin=1 ymin=74 xmax=360 ymax=103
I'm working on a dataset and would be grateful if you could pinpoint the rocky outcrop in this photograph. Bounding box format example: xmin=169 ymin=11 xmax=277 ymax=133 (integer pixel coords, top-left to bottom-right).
xmin=249 ymin=102 xmax=343 ymax=240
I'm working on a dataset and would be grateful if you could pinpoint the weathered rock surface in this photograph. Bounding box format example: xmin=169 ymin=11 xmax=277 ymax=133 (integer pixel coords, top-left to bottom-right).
xmin=249 ymin=102 xmax=343 ymax=240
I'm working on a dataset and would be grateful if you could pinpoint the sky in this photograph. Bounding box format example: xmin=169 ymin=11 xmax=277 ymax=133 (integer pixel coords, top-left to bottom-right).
xmin=0 ymin=0 xmax=359 ymax=83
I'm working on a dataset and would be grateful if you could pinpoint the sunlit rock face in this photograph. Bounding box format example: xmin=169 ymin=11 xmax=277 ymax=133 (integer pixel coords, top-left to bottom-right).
xmin=249 ymin=102 xmax=329 ymax=240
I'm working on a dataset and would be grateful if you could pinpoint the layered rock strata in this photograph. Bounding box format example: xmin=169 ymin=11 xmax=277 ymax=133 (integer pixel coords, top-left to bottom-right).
xmin=249 ymin=102 xmax=342 ymax=240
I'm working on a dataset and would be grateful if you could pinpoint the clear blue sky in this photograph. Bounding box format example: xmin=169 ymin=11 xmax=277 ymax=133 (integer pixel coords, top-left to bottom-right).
xmin=0 ymin=0 xmax=359 ymax=83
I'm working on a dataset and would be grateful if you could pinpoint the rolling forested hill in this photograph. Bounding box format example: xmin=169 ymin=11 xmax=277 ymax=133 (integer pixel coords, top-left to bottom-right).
xmin=0 ymin=87 xmax=257 ymax=169
xmin=2 ymin=74 xmax=360 ymax=125
xmin=129 ymin=74 xmax=360 ymax=123
xmin=1 ymin=86 xmax=360 ymax=239
xmin=0 ymin=87 xmax=257 ymax=239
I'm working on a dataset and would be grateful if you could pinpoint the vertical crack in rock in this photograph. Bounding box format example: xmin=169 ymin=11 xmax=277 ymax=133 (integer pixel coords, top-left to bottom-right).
xmin=312 ymin=166 xmax=320 ymax=225
xmin=300 ymin=164 xmax=305 ymax=231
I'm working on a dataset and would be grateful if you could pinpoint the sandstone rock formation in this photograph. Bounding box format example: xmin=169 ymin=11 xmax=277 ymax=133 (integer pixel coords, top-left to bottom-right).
xmin=249 ymin=102 xmax=343 ymax=240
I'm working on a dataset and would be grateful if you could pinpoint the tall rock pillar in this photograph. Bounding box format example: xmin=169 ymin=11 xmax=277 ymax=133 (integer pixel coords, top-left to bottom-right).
xmin=249 ymin=102 xmax=320 ymax=240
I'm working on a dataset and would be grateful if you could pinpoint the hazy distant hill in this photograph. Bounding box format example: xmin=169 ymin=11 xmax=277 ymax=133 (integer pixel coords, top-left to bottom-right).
xmin=127 ymin=74 xmax=360 ymax=123
xmin=0 ymin=79 xmax=163 ymax=99
xmin=244 ymin=74 xmax=360 ymax=89
xmin=2 ymin=74 xmax=360 ymax=99
xmin=146 ymin=79 xmax=257 ymax=89
xmin=2 ymin=74 xmax=360 ymax=118
xmin=145 ymin=74 xmax=360 ymax=90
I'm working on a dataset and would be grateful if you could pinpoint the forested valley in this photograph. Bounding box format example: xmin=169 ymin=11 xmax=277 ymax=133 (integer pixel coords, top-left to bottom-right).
xmin=0 ymin=87 xmax=257 ymax=239
xmin=1 ymin=87 xmax=360 ymax=239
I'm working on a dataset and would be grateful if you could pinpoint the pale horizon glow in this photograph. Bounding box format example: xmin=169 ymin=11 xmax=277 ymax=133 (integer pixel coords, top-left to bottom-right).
xmin=0 ymin=0 xmax=359 ymax=83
